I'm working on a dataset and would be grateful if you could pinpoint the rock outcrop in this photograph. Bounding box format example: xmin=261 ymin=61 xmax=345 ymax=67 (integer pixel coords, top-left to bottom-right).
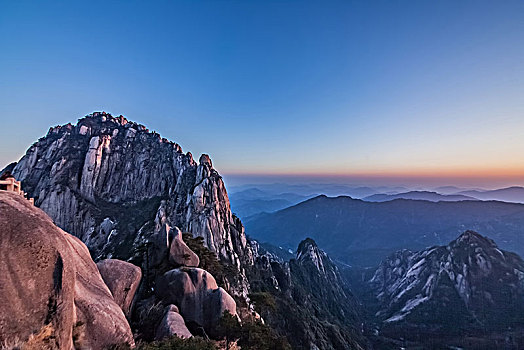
xmin=97 ymin=259 xmax=142 ymax=316
xmin=11 ymin=112 xmax=253 ymax=279
xmin=0 ymin=191 xmax=134 ymax=349
xmin=370 ymin=230 xmax=524 ymax=338
xmin=155 ymin=304 xmax=193 ymax=340
xmin=169 ymin=226 xmax=200 ymax=267
xmin=248 ymin=238 xmax=366 ymax=350
xmin=156 ymin=267 xmax=237 ymax=335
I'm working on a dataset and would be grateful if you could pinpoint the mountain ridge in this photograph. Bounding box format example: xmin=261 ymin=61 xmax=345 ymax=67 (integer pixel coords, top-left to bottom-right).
xmin=245 ymin=194 xmax=524 ymax=266
xmin=363 ymin=190 xmax=477 ymax=202
xmin=367 ymin=230 xmax=524 ymax=347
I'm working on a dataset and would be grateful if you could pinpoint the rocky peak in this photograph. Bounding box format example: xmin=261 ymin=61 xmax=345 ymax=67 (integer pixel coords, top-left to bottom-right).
xmin=248 ymin=238 xmax=366 ymax=350
xmin=296 ymin=238 xmax=328 ymax=273
xmin=450 ymin=229 xmax=497 ymax=250
xmin=369 ymin=230 xmax=524 ymax=336
xmin=199 ymin=154 xmax=212 ymax=168
xmin=10 ymin=112 xmax=254 ymax=297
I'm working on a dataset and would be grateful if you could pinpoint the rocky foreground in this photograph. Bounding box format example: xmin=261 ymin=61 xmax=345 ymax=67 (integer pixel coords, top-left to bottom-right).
xmin=0 ymin=191 xmax=133 ymax=348
xmin=0 ymin=189 xmax=240 ymax=349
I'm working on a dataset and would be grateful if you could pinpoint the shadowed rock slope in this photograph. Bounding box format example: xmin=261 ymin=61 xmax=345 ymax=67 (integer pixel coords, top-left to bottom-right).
xmin=248 ymin=238 xmax=368 ymax=350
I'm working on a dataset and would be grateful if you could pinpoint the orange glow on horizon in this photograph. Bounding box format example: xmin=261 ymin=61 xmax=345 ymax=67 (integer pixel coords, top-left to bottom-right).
xmin=222 ymin=167 xmax=524 ymax=180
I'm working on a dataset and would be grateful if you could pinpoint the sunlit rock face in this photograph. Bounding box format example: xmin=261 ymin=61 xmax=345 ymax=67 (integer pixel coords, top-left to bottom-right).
xmin=0 ymin=191 xmax=134 ymax=349
xmin=11 ymin=112 xmax=254 ymax=293
xmin=370 ymin=230 xmax=524 ymax=336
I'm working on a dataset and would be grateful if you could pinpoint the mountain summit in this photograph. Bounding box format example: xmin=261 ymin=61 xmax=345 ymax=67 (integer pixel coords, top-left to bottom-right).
xmin=10 ymin=112 xmax=251 ymax=268
xmin=369 ymin=230 xmax=524 ymax=345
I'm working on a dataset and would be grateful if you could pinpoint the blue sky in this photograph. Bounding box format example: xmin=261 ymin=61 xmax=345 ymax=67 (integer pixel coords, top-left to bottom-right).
xmin=1 ymin=0 xmax=523 ymax=186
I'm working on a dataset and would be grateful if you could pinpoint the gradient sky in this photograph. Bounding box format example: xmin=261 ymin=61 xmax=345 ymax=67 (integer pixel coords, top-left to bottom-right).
xmin=1 ymin=0 xmax=523 ymax=187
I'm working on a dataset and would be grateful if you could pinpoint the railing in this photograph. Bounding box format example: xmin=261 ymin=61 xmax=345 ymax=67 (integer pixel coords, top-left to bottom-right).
xmin=0 ymin=178 xmax=34 ymax=205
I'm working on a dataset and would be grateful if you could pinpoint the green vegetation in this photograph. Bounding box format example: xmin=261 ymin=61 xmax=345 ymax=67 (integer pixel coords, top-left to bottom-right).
xmin=109 ymin=315 xmax=290 ymax=350
xmin=214 ymin=311 xmax=241 ymax=349
xmin=248 ymin=292 xmax=276 ymax=313
xmin=215 ymin=311 xmax=291 ymax=350
xmin=183 ymin=234 xmax=223 ymax=278
xmin=132 ymin=301 xmax=166 ymax=343
xmin=107 ymin=337 xmax=217 ymax=350
xmin=236 ymin=320 xmax=291 ymax=350
xmin=182 ymin=234 xmax=241 ymax=287
xmin=136 ymin=337 xmax=217 ymax=350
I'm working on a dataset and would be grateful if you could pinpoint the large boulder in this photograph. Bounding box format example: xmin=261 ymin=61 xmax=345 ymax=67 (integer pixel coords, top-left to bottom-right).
xmin=0 ymin=191 xmax=134 ymax=349
xmin=155 ymin=304 xmax=193 ymax=340
xmin=149 ymin=223 xmax=200 ymax=268
xmin=156 ymin=267 xmax=237 ymax=334
xmin=97 ymin=259 xmax=142 ymax=316
xmin=169 ymin=226 xmax=200 ymax=267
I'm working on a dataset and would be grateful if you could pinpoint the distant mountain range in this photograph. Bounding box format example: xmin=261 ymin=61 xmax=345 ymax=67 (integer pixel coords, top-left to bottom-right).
xmin=457 ymin=186 xmax=524 ymax=203
xmin=363 ymin=187 xmax=524 ymax=203
xmin=229 ymin=185 xmax=524 ymax=220
xmin=244 ymin=195 xmax=524 ymax=266
xmin=228 ymin=183 xmax=409 ymax=199
xmin=228 ymin=188 xmax=315 ymax=218
xmin=363 ymin=190 xmax=476 ymax=202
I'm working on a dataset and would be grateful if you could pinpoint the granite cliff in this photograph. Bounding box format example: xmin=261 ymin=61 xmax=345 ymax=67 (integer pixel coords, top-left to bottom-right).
xmin=9 ymin=112 xmax=253 ymax=296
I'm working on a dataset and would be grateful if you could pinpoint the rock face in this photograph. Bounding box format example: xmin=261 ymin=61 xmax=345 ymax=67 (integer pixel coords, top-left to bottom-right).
xmin=370 ymin=230 xmax=524 ymax=338
xmin=97 ymin=259 xmax=142 ymax=316
xmin=155 ymin=305 xmax=193 ymax=340
xmin=0 ymin=191 xmax=134 ymax=349
xmin=156 ymin=267 xmax=237 ymax=334
xmin=11 ymin=112 xmax=253 ymax=275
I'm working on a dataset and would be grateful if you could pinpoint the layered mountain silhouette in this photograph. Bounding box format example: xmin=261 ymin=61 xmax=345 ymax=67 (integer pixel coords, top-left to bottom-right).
xmin=457 ymin=186 xmax=524 ymax=203
xmin=363 ymin=190 xmax=476 ymax=202
xmin=245 ymin=195 xmax=524 ymax=266
xmin=229 ymin=187 xmax=314 ymax=218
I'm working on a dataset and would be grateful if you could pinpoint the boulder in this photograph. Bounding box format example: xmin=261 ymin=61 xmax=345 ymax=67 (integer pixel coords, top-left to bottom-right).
xmin=156 ymin=268 xmax=237 ymax=333
xmin=169 ymin=226 xmax=200 ymax=267
xmin=149 ymin=223 xmax=200 ymax=268
xmin=97 ymin=259 xmax=142 ymax=316
xmin=155 ymin=305 xmax=193 ymax=340
xmin=0 ymin=191 xmax=134 ymax=349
